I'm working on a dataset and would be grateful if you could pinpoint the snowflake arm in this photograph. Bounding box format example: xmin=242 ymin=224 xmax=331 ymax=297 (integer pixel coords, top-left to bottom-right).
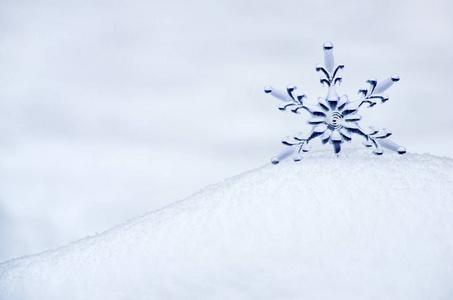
xmin=347 ymin=74 xmax=401 ymax=112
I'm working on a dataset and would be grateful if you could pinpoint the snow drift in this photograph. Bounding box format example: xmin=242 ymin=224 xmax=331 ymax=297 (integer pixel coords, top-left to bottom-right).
xmin=1 ymin=150 xmax=453 ymax=300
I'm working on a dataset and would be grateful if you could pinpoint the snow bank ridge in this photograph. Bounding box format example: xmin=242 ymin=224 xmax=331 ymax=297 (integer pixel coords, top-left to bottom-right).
xmin=1 ymin=150 xmax=453 ymax=300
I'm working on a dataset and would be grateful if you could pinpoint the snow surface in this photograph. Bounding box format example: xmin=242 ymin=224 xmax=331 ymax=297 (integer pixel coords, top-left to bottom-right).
xmin=1 ymin=150 xmax=453 ymax=300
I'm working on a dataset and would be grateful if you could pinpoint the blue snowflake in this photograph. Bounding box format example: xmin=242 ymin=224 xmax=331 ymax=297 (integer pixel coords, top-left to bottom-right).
xmin=265 ymin=42 xmax=406 ymax=164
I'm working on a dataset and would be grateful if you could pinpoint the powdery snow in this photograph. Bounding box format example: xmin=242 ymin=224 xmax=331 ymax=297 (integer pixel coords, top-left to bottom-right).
xmin=1 ymin=150 xmax=453 ymax=300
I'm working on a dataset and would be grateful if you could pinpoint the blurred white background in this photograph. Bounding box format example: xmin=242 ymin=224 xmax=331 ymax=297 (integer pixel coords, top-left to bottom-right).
xmin=1 ymin=0 xmax=452 ymax=262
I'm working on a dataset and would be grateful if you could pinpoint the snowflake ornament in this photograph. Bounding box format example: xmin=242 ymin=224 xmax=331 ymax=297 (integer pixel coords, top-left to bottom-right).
xmin=265 ymin=42 xmax=406 ymax=164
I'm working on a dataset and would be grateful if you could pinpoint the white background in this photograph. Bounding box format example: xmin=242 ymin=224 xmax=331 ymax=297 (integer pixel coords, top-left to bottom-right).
xmin=1 ymin=0 xmax=452 ymax=261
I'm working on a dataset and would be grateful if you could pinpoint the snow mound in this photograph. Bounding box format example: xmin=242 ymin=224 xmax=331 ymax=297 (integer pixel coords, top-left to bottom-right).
xmin=1 ymin=150 xmax=453 ymax=300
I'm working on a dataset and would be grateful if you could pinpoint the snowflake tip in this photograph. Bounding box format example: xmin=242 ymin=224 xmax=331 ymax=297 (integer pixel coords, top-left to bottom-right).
xmin=391 ymin=74 xmax=400 ymax=82
xmin=358 ymin=88 xmax=367 ymax=95
xmin=264 ymin=86 xmax=273 ymax=93
xmin=296 ymin=93 xmax=306 ymax=104
xmin=323 ymin=42 xmax=333 ymax=50
xmin=293 ymin=132 xmax=304 ymax=141
xmin=293 ymin=155 xmax=303 ymax=162
xmin=363 ymin=140 xmax=373 ymax=147
xmin=367 ymin=77 xmax=378 ymax=85
xmin=301 ymin=143 xmax=311 ymax=152
xmin=286 ymin=84 xmax=296 ymax=92
xmin=282 ymin=138 xmax=294 ymax=146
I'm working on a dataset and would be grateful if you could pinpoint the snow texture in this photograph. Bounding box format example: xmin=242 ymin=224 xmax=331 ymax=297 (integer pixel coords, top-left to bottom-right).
xmin=1 ymin=150 xmax=453 ymax=300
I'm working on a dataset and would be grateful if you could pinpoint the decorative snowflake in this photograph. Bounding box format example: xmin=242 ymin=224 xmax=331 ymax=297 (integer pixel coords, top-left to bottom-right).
xmin=265 ymin=42 xmax=406 ymax=164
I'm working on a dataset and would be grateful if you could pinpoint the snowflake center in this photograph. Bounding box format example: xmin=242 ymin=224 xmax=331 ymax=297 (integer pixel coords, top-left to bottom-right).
xmin=326 ymin=111 xmax=343 ymax=130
